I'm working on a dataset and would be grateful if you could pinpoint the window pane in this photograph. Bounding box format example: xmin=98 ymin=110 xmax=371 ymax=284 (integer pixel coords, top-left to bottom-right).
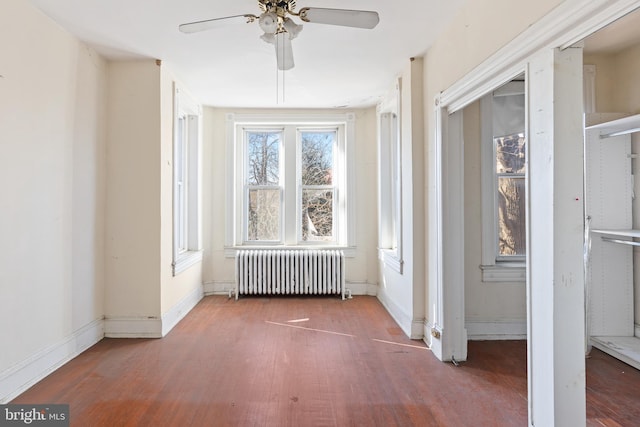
xmin=248 ymin=189 xmax=281 ymax=241
xmin=496 ymin=133 xmax=526 ymax=174
xmin=498 ymin=177 xmax=526 ymax=256
xmin=301 ymin=131 xmax=334 ymax=186
xmin=302 ymin=189 xmax=333 ymax=241
xmin=247 ymin=132 xmax=280 ymax=185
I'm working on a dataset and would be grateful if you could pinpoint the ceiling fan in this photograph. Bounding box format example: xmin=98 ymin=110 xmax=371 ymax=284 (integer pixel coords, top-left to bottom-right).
xmin=179 ymin=0 xmax=380 ymax=71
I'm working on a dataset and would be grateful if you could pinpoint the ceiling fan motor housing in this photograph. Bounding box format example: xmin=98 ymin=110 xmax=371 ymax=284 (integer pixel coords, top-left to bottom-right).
xmin=259 ymin=0 xmax=297 ymax=15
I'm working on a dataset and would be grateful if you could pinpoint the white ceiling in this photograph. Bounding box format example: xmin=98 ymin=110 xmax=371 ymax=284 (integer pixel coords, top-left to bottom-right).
xmin=28 ymin=0 xmax=466 ymax=108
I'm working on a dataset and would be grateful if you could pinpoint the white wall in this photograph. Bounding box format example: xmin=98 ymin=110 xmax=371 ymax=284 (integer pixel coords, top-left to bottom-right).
xmin=377 ymin=58 xmax=426 ymax=338
xmin=201 ymin=107 xmax=379 ymax=295
xmin=0 ymin=0 xmax=106 ymax=401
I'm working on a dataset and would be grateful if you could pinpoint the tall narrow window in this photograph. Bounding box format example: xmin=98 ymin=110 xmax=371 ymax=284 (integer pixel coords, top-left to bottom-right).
xmin=300 ymin=130 xmax=336 ymax=242
xmin=495 ymin=133 xmax=526 ymax=258
xmin=480 ymin=77 xmax=526 ymax=281
xmin=176 ymin=114 xmax=188 ymax=254
xmin=172 ymin=85 xmax=202 ymax=275
xmin=377 ymin=79 xmax=403 ymax=273
xmin=245 ymin=131 xmax=282 ymax=242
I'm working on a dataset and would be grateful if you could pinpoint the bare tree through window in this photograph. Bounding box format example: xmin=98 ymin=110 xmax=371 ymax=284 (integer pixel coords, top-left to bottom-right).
xmin=301 ymin=131 xmax=335 ymax=241
xmin=495 ymin=133 xmax=526 ymax=256
xmin=247 ymin=131 xmax=281 ymax=241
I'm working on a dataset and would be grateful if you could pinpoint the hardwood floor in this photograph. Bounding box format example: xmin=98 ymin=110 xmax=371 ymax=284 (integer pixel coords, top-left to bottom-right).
xmin=11 ymin=296 xmax=640 ymax=426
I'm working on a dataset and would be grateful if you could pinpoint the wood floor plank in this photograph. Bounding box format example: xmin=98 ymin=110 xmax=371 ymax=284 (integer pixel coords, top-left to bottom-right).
xmin=10 ymin=296 xmax=640 ymax=426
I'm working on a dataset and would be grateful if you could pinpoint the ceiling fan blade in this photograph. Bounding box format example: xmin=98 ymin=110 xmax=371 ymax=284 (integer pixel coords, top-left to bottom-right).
xmin=179 ymin=14 xmax=257 ymax=34
xmin=298 ymin=8 xmax=379 ymax=29
xmin=275 ymin=33 xmax=294 ymax=70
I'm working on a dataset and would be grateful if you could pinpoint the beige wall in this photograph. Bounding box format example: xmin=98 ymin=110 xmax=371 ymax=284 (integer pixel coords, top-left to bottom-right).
xmin=0 ymin=0 xmax=106 ymax=386
xmin=201 ymin=107 xmax=379 ymax=292
xmin=105 ymin=60 xmax=203 ymax=323
xmin=105 ymin=61 xmax=162 ymax=318
xmin=586 ymin=42 xmax=640 ymax=326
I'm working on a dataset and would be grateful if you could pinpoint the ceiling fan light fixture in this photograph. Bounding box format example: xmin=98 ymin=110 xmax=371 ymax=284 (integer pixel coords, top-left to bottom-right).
xmin=258 ymin=12 xmax=278 ymax=33
xmin=260 ymin=32 xmax=276 ymax=45
xmin=283 ymin=17 xmax=303 ymax=39
xmin=275 ymin=32 xmax=294 ymax=70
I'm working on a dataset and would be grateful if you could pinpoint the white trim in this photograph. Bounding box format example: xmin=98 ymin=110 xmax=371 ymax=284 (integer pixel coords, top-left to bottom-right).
xmin=441 ymin=0 xmax=640 ymax=114
xmin=345 ymin=281 xmax=378 ymax=297
xmin=423 ymin=320 xmax=433 ymax=348
xmin=173 ymin=250 xmax=203 ymax=275
xmin=465 ymin=320 xmax=527 ymax=340
xmin=104 ymin=316 xmax=162 ymax=338
xmin=376 ymin=79 xmax=404 ymax=272
xmin=378 ymin=248 xmax=404 ymax=274
xmin=377 ymin=289 xmax=423 ymax=339
xmin=105 ymin=286 xmax=203 ymax=338
xmin=635 ymin=323 xmax=640 ymax=338
xmin=225 ymin=113 xmax=237 ymax=248
xmin=161 ymin=285 xmax=204 ymax=336
xmin=204 ymin=280 xmax=236 ymax=296
xmin=0 ymin=319 xmax=103 ymax=403
xmin=480 ymin=94 xmax=497 ymax=266
xmin=345 ymin=113 xmax=357 ymax=248
xmin=583 ymin=64 xmax=597 ymax=114
xmin=172 ymin=83 xmax=203 ymax=276
xmin=431 ymin=106 xmax=467 ymax=362
xmin=480 ymin=264 xmax=526 ymax=283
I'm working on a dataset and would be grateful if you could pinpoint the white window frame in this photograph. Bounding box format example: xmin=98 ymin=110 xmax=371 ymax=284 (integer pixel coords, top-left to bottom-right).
xmin=480 ymin=82 xmax=526 ymax=282
xmin=226 ymin=113 xmax=355 ymax=253
xmin=297 ymin=127 xmax=341 ymax=245
xmin=172 ymin=84 xmax=202 ymax=275
xmin=377 ymin=78 xmax=404 ymax=273
xmin=242 ymin=127 xmax=285 ymax=244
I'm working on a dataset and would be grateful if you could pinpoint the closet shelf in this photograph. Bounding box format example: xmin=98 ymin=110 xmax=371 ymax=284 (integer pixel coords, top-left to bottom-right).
xmin=586 ymin=113 xmax=640 ymax=138
xmin=591 ymin=229 xmax=640 ymax=238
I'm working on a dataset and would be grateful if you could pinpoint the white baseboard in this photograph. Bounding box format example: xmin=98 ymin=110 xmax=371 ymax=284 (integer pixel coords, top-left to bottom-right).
xmin=105 ymin=287 xmax=204 ymax=338
xmin=423 ymin=320 xmax=435 ymax=349
xmin=0 ymin=319 xmax=104 ymax=404
xmin=104 ymin=316 xmax=162 ymax=338
xmin=635 ymin=323 xmax=640 ymax=338
xmin=203 ymin=281 xmax=378 ymax=297
xmin=203 ymin=281 xmax=235 ymax=296
xmin=161 ymin=286 xmax=204 ymax=336
xmin=345 ymin=281 xmax=378 ymax=296
xmin=466 ymin=320 xmax=527 ymax=340
xmin=376 ymin=290 xmax=423 ymax=339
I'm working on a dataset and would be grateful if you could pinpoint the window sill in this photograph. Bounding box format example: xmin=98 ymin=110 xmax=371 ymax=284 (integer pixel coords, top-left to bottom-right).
xmin=378 ymin=248 xmax=404 ymax=274
xmin=225 ymin=246 xmax=356 ymax=258
xmin=480 ymin=263 xmax=526 ymax=283
xmin=173 ymin=250 xmax=203 ymax=276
